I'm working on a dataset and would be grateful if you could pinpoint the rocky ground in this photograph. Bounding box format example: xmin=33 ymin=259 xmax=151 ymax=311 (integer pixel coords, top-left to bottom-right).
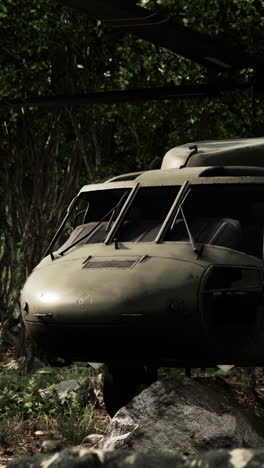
xmin=6 ymin=372 xmax=264 ymax=467
xmin=8 ymin=447 xmax=264 ymax=468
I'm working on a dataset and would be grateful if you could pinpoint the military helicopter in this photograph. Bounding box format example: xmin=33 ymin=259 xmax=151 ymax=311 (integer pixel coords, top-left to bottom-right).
xmin=17 ymin=1 xmax=264 ymax=416
xmin=21 ymin=137 xmax=264 ymax=415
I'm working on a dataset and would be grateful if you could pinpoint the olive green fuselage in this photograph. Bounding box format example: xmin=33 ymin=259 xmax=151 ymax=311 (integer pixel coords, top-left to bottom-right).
xmin=20 ymin=151 xmax=264 ymax=367
xmin=21 ymin=241 xmax=264 ymax=366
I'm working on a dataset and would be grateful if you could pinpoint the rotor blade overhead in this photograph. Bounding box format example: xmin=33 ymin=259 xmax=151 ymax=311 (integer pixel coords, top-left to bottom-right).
xmin=55 ymin=0 xmax=253 ymax=70
xmin=0 ymin=81 xmax=255 ymax=109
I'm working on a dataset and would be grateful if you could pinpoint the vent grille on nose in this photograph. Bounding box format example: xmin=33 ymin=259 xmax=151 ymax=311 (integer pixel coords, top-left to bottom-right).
xmin=83 ymin=256 xmax=142 ymax=269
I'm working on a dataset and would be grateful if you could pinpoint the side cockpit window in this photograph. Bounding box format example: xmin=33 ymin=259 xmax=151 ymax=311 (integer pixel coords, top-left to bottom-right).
xmin=163 ymin=185 xmax=264 ymax=259
xmin=165 ymin=217 xmax=242 ymax=251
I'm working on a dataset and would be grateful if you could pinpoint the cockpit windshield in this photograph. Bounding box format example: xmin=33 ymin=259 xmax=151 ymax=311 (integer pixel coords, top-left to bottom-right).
xmin=55 ymin=188 xmax=130 ymax=252
xmin=54 ymin=183 xmax=264 ymax=260
xmin=114 ymin=184 xmax=264 ymax=259
xmin=114 ymin=187 xmax=179 ymax=242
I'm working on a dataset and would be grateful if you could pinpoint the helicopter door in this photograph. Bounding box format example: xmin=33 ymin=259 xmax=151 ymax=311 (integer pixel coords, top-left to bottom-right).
xmin=201 ymin=266 xmax=263 ymax=345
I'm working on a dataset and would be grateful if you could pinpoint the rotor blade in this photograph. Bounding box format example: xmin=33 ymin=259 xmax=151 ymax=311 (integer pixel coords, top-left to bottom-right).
xmin=54 ymin=0 xmax=253 ymax=70
xmin=0 ymin=81 xmax=254 ymax=109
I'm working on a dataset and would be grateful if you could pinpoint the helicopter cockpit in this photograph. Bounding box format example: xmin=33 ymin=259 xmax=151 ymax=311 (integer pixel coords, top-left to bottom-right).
xmin=54 ymin=181 xmax=264 ymax=261
xmin=21 ymin=140 xmax=264 ymax=417
xmin=57 ymin=187 xmax=131 ymax=252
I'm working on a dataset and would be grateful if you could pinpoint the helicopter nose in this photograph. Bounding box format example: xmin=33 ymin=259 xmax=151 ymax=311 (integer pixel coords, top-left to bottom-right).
xmin=21 ymin=254 xmax=207 ymax=360
xmin=21 ymin=255 xmax=205 ymax=326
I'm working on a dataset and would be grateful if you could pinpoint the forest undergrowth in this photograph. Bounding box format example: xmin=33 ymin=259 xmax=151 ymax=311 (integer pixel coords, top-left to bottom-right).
xmin=0 ymin=349 xmax=264 ymax=464
xmin=0 ymin=351 xmax=109 ymax=463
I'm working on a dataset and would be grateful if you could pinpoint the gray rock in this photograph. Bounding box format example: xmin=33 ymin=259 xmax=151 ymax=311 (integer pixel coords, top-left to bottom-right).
xmin=7 ymin=447 xmax=103 ymax=468
xmin=82 ymin=434 xmax=104 ymax=447
xmin=8 ymin=447 xmax=264 ymax=468
xmin=41 ymin=378 xmax=98 ymax=406
xmin=103 ymin=449 xmax=184 ymax=468
xmin=7 ymin=448 xmax=185 ymax=468
xmin=54 ymin=379 xmax=84 ymax=402
xmin=8 ymin=377 xmax=264 ymax=467
xmin=186 ymin=448 xmax=264 ymax=468
xmin=99 ymin=376 xmax=264 ymax=453
xmin=40 ymin=440 xmax=68 ymax=454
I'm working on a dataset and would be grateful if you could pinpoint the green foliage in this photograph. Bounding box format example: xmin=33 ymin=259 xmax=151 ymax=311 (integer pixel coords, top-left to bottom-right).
xmin=1 ymin=0 xmax=264 ymax=185
xmin=139 ymin=0 xmax=264 ymax=54
xmin=2 ymin=0 xmax=264 ymax=175
xmin=56 ymin=404 xmax=96 ymax=445
xmin=0 ymin=416 xmax=22 ymax=447
xmin=0 ymin=365 xmax=100 ymax=444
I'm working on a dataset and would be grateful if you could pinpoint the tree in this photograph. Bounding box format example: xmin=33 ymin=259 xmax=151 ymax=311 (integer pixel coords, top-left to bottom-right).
xmin=0 ymin=0 xmax=264 ymax=357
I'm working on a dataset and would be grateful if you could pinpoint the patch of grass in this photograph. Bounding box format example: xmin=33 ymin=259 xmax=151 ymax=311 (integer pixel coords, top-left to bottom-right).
xmin=158 ymin=367 xmax=264 ymax=385
xmin=56 ymin=404 xmax=97 ymax=445
xmin=0 ymin=416 xmax=22 ymax=447
xmin=0 ymin=362 xmax=107 ymax=454
xmin=0 ymin=364 xmax=101 ymax=417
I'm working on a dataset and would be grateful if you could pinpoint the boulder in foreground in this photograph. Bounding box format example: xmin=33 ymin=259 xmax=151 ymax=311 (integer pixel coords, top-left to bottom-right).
xmin=99 ymin=376 xmax=264 ymax=453
xmin=8 ymin=447 xmax=264 ymax=468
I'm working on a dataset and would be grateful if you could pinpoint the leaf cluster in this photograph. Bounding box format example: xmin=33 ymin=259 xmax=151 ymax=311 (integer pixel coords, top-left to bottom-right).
xmin=0 ymin=364 xmax=96 ymax=419
xmin=0 ymin=364 xmax=100 ymax=445
xmin=139 ymin=0 xmax=264 ymax=54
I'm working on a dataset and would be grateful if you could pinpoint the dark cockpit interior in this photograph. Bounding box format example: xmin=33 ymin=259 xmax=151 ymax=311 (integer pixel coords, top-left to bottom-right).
xmin=58 ymin=184 xmax=264 ymax=260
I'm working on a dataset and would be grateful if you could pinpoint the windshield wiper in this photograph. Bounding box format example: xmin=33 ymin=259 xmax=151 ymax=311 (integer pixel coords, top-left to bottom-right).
xmin=58 ymin=191 xmax=128 ymax=256
xmin=155 ymin=180 xmax=200 ymax=257
xmin=170 ymin=189 xmax=201 ymax=257
xmin=106 ymin=207 xmax=116 ymax=233
xmin=155 ymin=180 xmax=190 ymax=244
xmin=179 ymin=205 xmax=201 ymax=258
xmin=44 ymin=196 xmax=78 ymax=260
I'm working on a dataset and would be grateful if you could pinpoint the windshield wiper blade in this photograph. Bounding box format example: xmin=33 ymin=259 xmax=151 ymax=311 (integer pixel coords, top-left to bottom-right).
xmin=155 ymin=180 xmax=200 ymax=257
xmin=155 ymin=180 xmax=190 ymax=244
xmin=170 ymin=189 xmax=190 ymax=231
xmin=180 ymin=206 xmax=201 ymax=258
xmin=44 ymin=196 xmax=79 ymax=260
xmin=106 ymin=207 xmax=116 ymax=233
xmin=170 ymin=189 xmax=201 ymax=257
xmin=59 ymin=192 xmax=128 ymax=256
